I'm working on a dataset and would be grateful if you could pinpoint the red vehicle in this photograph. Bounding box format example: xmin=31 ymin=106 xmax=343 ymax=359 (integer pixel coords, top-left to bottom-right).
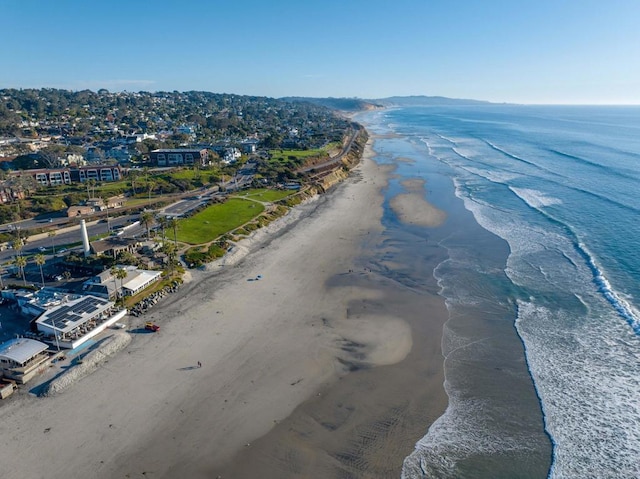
xmin=145 ymin=322 xmax=160 ymax=332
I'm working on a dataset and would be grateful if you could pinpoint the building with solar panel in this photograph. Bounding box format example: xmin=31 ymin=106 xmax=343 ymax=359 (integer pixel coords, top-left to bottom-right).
xmin=34 ymin=295 xmax=128 ymax=350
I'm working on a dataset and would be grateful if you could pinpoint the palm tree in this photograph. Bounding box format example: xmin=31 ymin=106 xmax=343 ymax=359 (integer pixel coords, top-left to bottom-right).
xmin=168 ymin=217 xmax=179 ymax=247
xmin=129 ymin=169 xmax=140 ymax=195
xmin=86 ymin=179 xmax=97 ymax=200
xmin=156 ymin=215 xmax=168 ymax=245
xmin=11 ymin=237 xmax=24 ymax=257
xmin=110 ymin=266 xmax=120 ymax=301
xmin=147 ymin=180 xmax=156 ymax=204
xmin=140 ymin=211 xmax=154 ymax=240
xmin=115 ymin=267 xmax=128 ymax=303
xmin=48 ymin=230 xmax=56 ymax=254
xmin=14 ymin=255 xmax=27 ymax=286
xmin=34 ymin=254 xmax=46 ymax=288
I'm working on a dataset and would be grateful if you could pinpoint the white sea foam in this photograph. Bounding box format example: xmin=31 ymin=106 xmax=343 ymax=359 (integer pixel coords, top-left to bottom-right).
xmin=516 ymin=301 xmax=640 ymax=478
xmin=510 ymin=186 xmax=562 ymax=208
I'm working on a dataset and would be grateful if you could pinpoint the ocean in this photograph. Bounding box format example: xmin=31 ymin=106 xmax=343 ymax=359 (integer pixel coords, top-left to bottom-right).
xmin=356 ymin=105 xmax=640 ymax=478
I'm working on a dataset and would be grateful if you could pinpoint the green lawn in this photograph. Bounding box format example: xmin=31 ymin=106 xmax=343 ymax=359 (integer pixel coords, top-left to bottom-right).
xmin=269 ymin=148 xmax=328 ymax=160
xmin=168 ymin=169 xmax=199 ymax=180
xmin=124 ymin=197 xmax=157 ymax=207
xmin=177 ymin=198 xmax=265 ymax=244
xmin=233 ymin=188 xmax=294 ymax=202
xmin=95 ymin=181 xmax=129 ymax=195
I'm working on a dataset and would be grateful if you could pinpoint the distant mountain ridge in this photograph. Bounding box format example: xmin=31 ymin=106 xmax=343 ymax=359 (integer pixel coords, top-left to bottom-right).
xmin=281 ymin=95 xmax=491 ymax=112
xmin=375 ymin=95 xmax=491 ymax=106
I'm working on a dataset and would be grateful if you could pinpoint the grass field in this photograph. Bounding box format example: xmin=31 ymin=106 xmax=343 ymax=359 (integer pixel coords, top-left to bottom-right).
xmin=233 ymin=188 xmax=294 ymax=202
xmin=177 ymin=198 xmax=265 ymax=244
xmin=269 ymin=148 xmax=328 ymax=160
xmin=167 ymin=169 xmax=200 ymax=180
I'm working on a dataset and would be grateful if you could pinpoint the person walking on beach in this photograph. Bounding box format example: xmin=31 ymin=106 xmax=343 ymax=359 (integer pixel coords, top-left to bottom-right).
xmin=197 ymin=361 xmax=202 ymax=368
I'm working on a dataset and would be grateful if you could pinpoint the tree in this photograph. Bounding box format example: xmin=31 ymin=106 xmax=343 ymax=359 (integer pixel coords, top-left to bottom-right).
xmin=129 ymin=169 xmax=140 ymax=195
xmin=86 ymin=179 xmax=97 ymax=200
xmin=110 ymin=266 xmax=128 ymax=303
xmin=34 ymin=253 xmax=46 ymax=287
xmin=156 ymin=215 xmax=168 ymax=245
xmin=11 ymin=236 xmax=25 ymax=257
xmin=14 ymin=255 xmax=27 ymax=286
xmin=162 ymin=241 xmax=178 ymax=272
xmin=115 ymin=267 xmax=128 ymax=302
xmin=147 ymin=179 xmax=156 ymax=203
xmin=110 ymin=266 xmax=119 ymax=300
xmin=140 ymin=211 xmax=154 ymax=240
xmin=168 ymin=217 xmax=179 ymax=246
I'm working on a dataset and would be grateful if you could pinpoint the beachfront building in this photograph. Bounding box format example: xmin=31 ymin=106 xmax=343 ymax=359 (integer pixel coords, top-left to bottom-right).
xmin=121 ymin=269 xmax=162 ymax=296
xmin=82 ymin=265 xmax=162 ymax=299
xmin=0 ymin=337 xmax=51 ymax=384
xmin=34 ymin=295 xmax=127 ymax=350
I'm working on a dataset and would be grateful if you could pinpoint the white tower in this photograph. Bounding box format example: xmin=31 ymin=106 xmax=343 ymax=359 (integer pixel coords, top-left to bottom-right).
xmin=80 ymin=219 xmax=91 ymax=257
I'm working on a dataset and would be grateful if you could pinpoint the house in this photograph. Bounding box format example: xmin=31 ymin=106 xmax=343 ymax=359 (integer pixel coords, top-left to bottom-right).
xmin=104 ymin=146 xmax=132 ymax=162
xmin=0 ymin=187 xmax=26 ymax=204
xmin=149 ymin=148 xmax=208 ymax=167
xmin=90 ymin=237 xmax=140 ymax=257
xmin=240 ymin=138 xmax=259 ymax=154
xmin=67 ymin=204 xmax=97 ymax=217
xmin=66 ymin=195 xmax=126 ymax=218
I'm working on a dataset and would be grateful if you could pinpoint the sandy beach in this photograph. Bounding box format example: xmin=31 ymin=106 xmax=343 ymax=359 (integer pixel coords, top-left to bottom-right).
xmin=0 ymin=139 xmax=449 ymax=478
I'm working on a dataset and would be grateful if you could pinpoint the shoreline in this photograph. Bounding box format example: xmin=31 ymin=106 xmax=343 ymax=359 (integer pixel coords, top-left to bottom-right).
xmin=0 ymin=135 xmax=451 ymax=479
xmin=209 ymin=136 xmax=450 ymax=477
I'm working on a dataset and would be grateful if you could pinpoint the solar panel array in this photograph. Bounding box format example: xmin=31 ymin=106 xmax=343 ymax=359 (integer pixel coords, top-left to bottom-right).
xmin=43 ymin=296 xmax=110 ymax=330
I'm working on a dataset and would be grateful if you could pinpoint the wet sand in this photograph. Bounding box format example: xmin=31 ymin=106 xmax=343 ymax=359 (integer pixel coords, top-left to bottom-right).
xmin=212 ymin=231 xmax=449 ymax=478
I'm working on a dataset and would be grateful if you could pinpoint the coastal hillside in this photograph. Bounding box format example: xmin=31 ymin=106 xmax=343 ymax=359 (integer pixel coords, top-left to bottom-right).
xmin=281 ymin=96 xmax=383 ymax=112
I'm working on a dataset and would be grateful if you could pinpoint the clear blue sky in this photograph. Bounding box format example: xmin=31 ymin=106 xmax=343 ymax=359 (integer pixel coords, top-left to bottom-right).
xmin=2 ymin=0 xmax=639 ymax=104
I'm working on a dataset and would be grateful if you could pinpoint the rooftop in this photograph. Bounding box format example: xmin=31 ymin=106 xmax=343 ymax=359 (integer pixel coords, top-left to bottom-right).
xmin=0 ymin=338 xmax=49 ymax=364
xmin=36 ymin=295 xmax=113 ymax=334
